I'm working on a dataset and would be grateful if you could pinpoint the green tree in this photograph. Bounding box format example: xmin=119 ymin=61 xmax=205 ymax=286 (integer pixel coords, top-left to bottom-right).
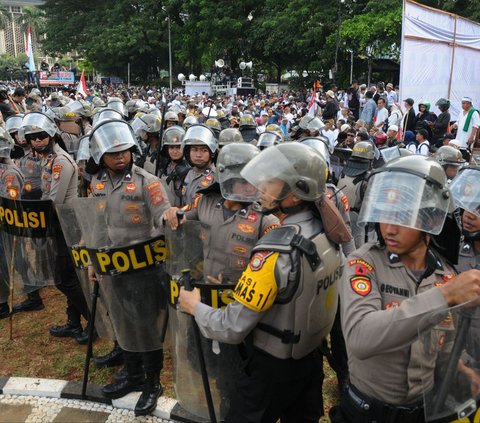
xmin=0 ymin=4 xmax=11 ymax=30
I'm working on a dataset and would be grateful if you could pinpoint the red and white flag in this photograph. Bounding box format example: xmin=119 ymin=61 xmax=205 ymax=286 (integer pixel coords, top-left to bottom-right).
xmin=76 ymin=70 xmax=87 ymax=98
xmin=25 ymin=24 xmax=36 ymax=72
xmin=308 ymin=80 xmax=321 ymax=117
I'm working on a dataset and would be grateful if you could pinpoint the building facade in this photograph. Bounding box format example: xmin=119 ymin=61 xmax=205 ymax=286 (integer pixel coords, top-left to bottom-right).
xmin=0 ymin=0 xmax=43 ymax=56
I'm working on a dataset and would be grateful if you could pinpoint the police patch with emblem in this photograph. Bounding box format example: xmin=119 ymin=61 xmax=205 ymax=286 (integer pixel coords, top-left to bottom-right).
xmin=249 ymin=251 xmax=274 ymax=271
xmin=350 ymin=276 xmax=372 ymax=296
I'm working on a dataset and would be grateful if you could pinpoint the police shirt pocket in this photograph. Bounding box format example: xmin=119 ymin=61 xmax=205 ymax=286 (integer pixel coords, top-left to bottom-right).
xmin=122 ymin=201 xmax=147 ymax=226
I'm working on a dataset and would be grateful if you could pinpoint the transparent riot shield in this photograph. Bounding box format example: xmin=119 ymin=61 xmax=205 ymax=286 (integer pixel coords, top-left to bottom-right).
xmin=165 ymin=221 xmax=243 ymax=421
xmin=70 ymin=196 xmax=167 ymax=352
xmin=0 ymin=195 xmax=57 ymax=300
xmin=56 ymin=202 xmax=114 ymax=341
xmin=418 ymin=301 xmax=480 ymax=422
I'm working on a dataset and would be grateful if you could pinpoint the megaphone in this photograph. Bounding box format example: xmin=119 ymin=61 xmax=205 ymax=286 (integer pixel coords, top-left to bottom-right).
xmin=245 ymin=61 xmax=253 ymax=69
xmin=215 ymin=59 xmax=224 ymax=68
xmin=178 ymin=73 xmax=185 ymax=81
xmin=239 ymin=62 xmax=246 ymax=70
xmin=189 ymin=74 xmax=197 ymax=81
xmin=199 ymin=74 xmax=206 ymax=82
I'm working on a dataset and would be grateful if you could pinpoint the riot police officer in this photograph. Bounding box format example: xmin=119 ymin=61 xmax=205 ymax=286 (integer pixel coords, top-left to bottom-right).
xmin=179 ymin=143 xmax=342 ymax=423
xmin=158 ymin=125 xmax=190 ymax=206
xmin=0 ymin=128 xmax=24 ymax=318
xmin=164 ymin=110 xmax=179 ymax=129
xmin=182 ymin=124 xmax=217 ymax=205
xmin=338 ymin=140 xmax=376 ymax=248
xmin=434 ymin=145 xmax=465 ymax=182
xmin=218 ymin=127 xmax=244 ymax=150
xmin=131 ymin=114 xmax=162 ymax=175
xmin=19 ymin=112 xmax=91 ymax=343
xmin=6 ymin=114 xmax=25 ymax=160
xmin=87 ymin=119 xmax=171 ymax=416
xmin=331 ymin=156 xmax=480 ymax=423
xmin=238 ymin=114 xmax=258 ymax=143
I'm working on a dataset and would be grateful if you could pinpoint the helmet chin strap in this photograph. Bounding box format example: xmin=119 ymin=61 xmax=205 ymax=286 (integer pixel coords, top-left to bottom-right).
xmin=258 ymin=198 xmax=305 ymax=216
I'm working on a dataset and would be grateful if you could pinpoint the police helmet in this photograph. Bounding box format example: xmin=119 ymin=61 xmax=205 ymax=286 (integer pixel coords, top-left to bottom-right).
xmin=358 ymin=155 xmax=451 ymax=235
xmin=450 ymin=166 xmax=480 ymax=216
xmin=19 ymin=112 xmax=59 ymax=139
xmin=217 ymin=143 xmax=260 ymax=202
xmin=164 ymin=110 xmax=179 ymax=123
xmin=162 ymin=125 xmax=185 ymax=146
xmin=5 ymin=115 xmax=24 ymax=135
xmin=434 ymin=145 xmax=465 ymax=167
xmin=92 ymin=108 xmax=124 ymax=127
xmin=76 ymin=135 xmax=90 ymax=162
xmin=241 ymin=142 xmax=327 ymax=202
xmin=89 ymin=119 xmax=139 ymax=164
xmin=66 ymin=100 xmax=94 ymax=118
xmin=300 ymin=136 xmax=331 ymax=167
xmin=107 ymin=97 xmax=127 ymax=117
xmin=239 ymin=114 xmax=257 ymax=128
xmin=205 ymin=118 xmax=221 ymax=138
xmin=257 ymin=131 xmax=283 ymax=150
xmin=0 ymin=127 xmax=14 ymax=158
xmin=265 ymin=124 xmax=286 ymax=143
xmin=183 ymin=115 xmax=199 ymax=130
xmin=352 ymin=141 xmax=376 ymax=160
xmin=183 ymin=124 xmax=218 ymax=153
xmin=219 ymin=128 xmax=243 ymax=146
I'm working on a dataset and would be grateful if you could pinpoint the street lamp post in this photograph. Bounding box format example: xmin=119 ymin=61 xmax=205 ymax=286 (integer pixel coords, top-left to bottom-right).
xmin=168 ymin=15 xmax=172 ymax=92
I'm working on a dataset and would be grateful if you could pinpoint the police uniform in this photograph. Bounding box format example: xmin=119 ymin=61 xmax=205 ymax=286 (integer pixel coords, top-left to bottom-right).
xmin=90 ymin=163 xmax=171 ymax=375
xmin=185 ymin=191 xmax=278 ymax=282
xmin=162 ymin=159 xmax=190 ymax=207
xmin=0 ymin=159 xmax=24 ymax=306
xmin=193 ymin=209 xmax=341 ymax=422
xmin=337 ymin=242 xmax=455 ymax=422
xmin=15 ymin=151 xmax=42 ymax=199
xmin=182 ymin=165 xmax=215 ymax=205
xmin=142 ymin=145 xmax=158 ymax=176
xmin=457 ymin=240 xmax=479 ymax=273
xmin=41 ymin=143 xmax=91 ymax=336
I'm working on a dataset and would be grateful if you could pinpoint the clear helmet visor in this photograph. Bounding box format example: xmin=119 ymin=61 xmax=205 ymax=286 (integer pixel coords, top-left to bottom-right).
xmin=130 ymin=116 xmax=148 ymax=138
xmin=89 ymin=120 xmax=138 ymax=164
xmin=217 ymin=144 xmax=260 ymax=202
xmin=92 ymin=109 xmax=124 ymax=127
xmin=449 ymin=168 xmax=480 ymax=216
xmin=380 ymin=146 xmax=402 ymax=163
xmin=257 ymin=132 xmax=281 ymax=149
xmin=5 ymin=115 xmax=23 ymax=134
xmin=183 ymin=125 xmax=217 ymax=152
xmin=301 ymin=138 xmax=331 ymax=167
xmin=162 ymin=126 xmax=185 ymax=146
xmin=20 ymin=112 xmax=58 ymax=137
xmin=107 ymin=98 xmax=127 ymax=117
xmin=358 ymin=171 xmax=451 ymax=235
xmin=76 ymin=136 xmax=90 ymax=162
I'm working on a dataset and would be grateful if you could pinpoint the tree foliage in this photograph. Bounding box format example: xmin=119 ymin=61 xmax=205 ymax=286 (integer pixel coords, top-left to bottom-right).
xmin=38 ymin=0 xmax=480 ymax=84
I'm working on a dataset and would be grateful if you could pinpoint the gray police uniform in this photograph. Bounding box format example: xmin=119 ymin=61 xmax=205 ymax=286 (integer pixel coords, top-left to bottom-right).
xmin=340 ymin=243 xmax=454 ymax=412
xmin=90 ymin=164 xmax=171 ymax=353
xmin=194 ymin=209 xmax=341 ymax=422
xmin=0 ymin=159 xmax=24 ymax=303
xmin=182 ymin=165 xmax=215 ymax=205
xmin=40 ymin=142 xmax=90 ymax=331
xmin=15 ymin=150 xmax=42 ymax=199
xmin=40 ymin=143 xmax=78 ymax=205
xmin=185 ymin=192 xmax=278 ymax=283
xmin=457 ymin=240 xmax=479 ymax=273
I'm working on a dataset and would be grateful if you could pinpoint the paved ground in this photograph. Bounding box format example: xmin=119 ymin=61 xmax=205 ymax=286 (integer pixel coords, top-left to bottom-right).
xmin=0 ymin=394 xmax=174 ymax=423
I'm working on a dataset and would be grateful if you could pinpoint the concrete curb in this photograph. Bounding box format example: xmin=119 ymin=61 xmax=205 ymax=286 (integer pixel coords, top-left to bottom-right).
xmin=0 ymin=376 xmax=211 ymax=422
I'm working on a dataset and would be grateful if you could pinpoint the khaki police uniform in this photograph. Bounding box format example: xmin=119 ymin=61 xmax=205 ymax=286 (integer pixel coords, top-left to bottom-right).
xmin=185 ymin=192 xmax=278 ymax=283
xmin=339 ymin=242 xmax=455 ymax=419
xmin=15 ymin=150 xmax=42 ymax=199
xmin=90 ymin=163 xmax=171 ymax=376
xmin=182 ymin=165 xmax=215 ymax=205
xmin=0 ymin=158 xmax=24 ymax=303
xmin=193 ymin=209 xmax=341 ymax=422
xmin=40 ymin=142 xmax=90 ymax=333
xmin=457 ymin=241 xmax=479 ymax=273
xmin=40 ymin=143 xmax=78 ymax=205
xmin=0 ymin=158 xmax=24 ymax=200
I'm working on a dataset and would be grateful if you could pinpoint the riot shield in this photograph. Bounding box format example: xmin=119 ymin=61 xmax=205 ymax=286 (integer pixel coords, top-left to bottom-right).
xmin=418 ymin=301 xmax=480 ymax=422
xmin=331 ymin=147 xmax=352 ymax=183
xmin=0 ymin=195 xmax=57 ymax=300
xmin=70 ymin=196 xmax=167 ymax=352
xmin=166 ymin=221 xmax=243 ymax=421
xmin=55 ymin=202 xmax=114 ymax=341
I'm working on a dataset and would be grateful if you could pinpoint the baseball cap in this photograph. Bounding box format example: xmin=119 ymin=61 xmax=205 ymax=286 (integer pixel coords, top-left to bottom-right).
xmin=404 ymin=98 xmax=414 ymax=106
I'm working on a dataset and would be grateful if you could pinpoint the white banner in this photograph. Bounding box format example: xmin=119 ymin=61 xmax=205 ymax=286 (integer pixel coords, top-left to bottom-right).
xmin=400 ymin=0 xmax=480 ymax=120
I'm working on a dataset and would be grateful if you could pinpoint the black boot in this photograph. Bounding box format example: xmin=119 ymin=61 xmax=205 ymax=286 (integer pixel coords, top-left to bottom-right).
xmin=49 ymin=321 xmax=83 ymax=338
xmin=113 ymin=366 xmax=128 ymax=383
xmin=102 ymin=367 xmax=145 ymax=400
xmin=0 ymin=302 xmax=10 ymax=319
xmin=75 ymin=326 xmax=98 ymax=345
xmin=13 ymin=291 xmax=45 ymax=313
xmin=95 ymin=342 xmax=124 ymax=368
xmin=134 ymin=370 xmax=163 ymax=416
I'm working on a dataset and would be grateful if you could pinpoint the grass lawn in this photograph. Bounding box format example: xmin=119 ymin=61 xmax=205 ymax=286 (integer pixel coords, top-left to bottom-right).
xmin=0 ymin=286 xmax=340 ymax=422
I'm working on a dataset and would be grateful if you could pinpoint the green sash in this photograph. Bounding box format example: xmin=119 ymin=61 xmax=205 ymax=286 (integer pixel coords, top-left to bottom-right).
xmin=463 ymin=108 xmax=479 ymax=132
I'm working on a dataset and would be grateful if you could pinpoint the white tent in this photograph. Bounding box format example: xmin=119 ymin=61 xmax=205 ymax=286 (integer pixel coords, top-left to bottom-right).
xmin=399 ymin=0 xmax=480 ymax=120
